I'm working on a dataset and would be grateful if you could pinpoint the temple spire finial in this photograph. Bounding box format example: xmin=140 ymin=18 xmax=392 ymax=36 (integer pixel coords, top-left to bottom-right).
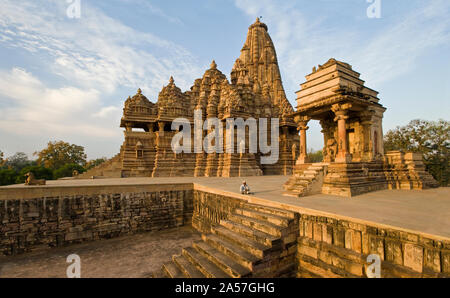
xmin=137 ymin=88 xmax=142 ymax=94
xmin=210 ymin=60 xmax=217 ymax=70
xmin=169 ymin=76 xmax=174 ymax=84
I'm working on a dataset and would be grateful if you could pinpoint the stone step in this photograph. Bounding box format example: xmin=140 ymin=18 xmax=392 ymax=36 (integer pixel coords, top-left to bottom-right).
xmin=152 ymin=269 xmax=168 ymax=278
xmin=282 ymin=191 xmax=301 ymax=198
xmin=202 ymin=234 xmax=259 ymax=270
xmin=163 ymin=261 xmax=184 ymax=278
xmin=220 ymin=219 xmax=280 ymax=247
xmin=242 ymin=204 xmax=296 ymax=219
xmin=211 ymin=226 xmax=271 ymax=258
xmin=303 ymin=170 xmax=319 ymax=175
xmin=308 ymin=166 xmax=325 ymax=170
xmin=287 ymin=179 xmax=309 ymax=188
xmin=182 ymin=246 xmax=230 ymax=278
xmin=288 ymin=189 xmax=306 ymax=195
xmin=172 ymin=255 xmax=205 ymax=278
xmin=234 ymin=208 xmax=290 ymax=227
xmin=194 ymin=240 xmax=252 ymax=277
xmin=228 ymin=213 xmax=284 ymax=237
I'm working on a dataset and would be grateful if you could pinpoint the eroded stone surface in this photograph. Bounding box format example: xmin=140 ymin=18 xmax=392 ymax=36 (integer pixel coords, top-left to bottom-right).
xmin=0 ymin=226 xmax=200 ymax=278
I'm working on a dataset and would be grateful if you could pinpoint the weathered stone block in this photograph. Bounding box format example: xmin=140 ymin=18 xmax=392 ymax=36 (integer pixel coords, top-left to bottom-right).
xmin=299 ymin=245 xmax=318 ymax=259
xmin=385 ymin=240 xmax=403 ymax=265
xmin=333 ymin=227 xmax=345 ymax=248
xmin=424 ymin=249 xmax=441 ymax=273
xmin=441 ymin=252 xmax=450 ymax=273
xmin=313 ymin=223 xmax=322 ymax=242
xmin=403 ymin=243 xmax=423 ymax=272
xmin=305 ymin=222 xmax=313 ymax=239
xmin=369 ymin=236 xmax=384 ymax=260
xmin=322 ymin=225 xmax=333 ymax=244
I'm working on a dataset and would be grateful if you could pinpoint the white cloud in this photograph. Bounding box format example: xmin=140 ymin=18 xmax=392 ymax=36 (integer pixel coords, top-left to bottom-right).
xmin=92 ymin=106 xmax=121 ymax=119
xmin=0 ymin=67 xmax=115 ymax=137
xmin=118 ymin=0 xmax=184 ymax=25
xmin=0 ymin=0 xmax=201 ymax=97
xmin=0 ymin=0 xmax=202 ymax=158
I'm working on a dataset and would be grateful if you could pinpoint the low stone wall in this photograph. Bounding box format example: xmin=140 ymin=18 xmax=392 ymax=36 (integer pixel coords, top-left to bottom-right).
xmin=0 ymin=184 xmax=193 ymax=255
xmin=192 ymin=190 xmax=246 ymax=233
xmin=296 ymin=214 xmax=450 ymax=278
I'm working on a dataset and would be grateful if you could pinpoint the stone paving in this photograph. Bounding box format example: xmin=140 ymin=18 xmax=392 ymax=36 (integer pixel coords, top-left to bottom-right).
xmin=2 ymin=176 xmax=449 ymax=237
xmin=0 ymin=226 xmax=201 ymax=278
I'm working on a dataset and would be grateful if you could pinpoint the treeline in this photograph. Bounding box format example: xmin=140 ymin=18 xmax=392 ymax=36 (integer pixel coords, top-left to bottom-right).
xmin=0 ymin=141 xmax=106 ymax=186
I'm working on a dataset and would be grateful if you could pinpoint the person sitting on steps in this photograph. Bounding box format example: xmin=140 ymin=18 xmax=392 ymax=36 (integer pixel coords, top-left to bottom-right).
xmin=240 ymin=181 xmax=250 ymax=195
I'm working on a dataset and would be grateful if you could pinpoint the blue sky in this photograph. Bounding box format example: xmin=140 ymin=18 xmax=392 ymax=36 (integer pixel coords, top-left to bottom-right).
xmin=0 ymin=0 xmax=449 ymax=160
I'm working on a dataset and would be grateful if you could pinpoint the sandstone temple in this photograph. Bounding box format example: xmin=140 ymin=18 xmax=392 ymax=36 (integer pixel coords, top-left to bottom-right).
xmin=79 ymin=18 xmax=438 ymax=197
xmin=80 ymin=18 xmax=299 ymax=178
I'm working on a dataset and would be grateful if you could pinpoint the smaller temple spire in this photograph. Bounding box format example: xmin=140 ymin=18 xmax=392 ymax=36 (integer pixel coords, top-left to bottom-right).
xmin=169 ymin=76 xmax=174 ymax=84
xmin=210 ymin=60 xmax=217 ymax=70
xmin=137 ymin=88 xmax=142 ymax=94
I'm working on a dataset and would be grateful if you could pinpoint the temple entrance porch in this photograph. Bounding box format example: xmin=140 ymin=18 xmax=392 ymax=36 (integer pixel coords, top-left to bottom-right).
xmin=284 ymin=58 xmax=437 ymax=197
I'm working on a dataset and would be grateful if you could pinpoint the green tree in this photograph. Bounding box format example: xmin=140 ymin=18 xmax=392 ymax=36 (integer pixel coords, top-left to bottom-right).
xmin=3 ymin=152 xmax=35 ymax=171
xmin=0 ymin=169 xmax=19 ymax=186
xmin=384 ymin=119 xmax=449 ymax=186
xmin=85 ymin=157 xmax=107 ymax=170
xmin=54 ymin=163 xmax=86 ymax=179
xmin=34 ymin=141 xmax=87 ymax=170
xmin=0 ymin=150 xmax=4 ymax=168
xmin=308 ymin=149 xmax=323 ymax=163
xmin=16 ymin=166 xmax=54 ymax=184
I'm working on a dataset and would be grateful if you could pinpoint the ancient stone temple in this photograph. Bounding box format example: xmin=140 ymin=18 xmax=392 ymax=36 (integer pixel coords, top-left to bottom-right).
xmin=80 ymin=18 xmax=298 ymax=178
xmin=284 ymin=59 xmax=439 ymax=197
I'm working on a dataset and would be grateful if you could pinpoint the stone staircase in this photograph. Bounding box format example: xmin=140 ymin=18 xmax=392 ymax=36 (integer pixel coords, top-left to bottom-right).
xmin=283 ymin=163 xmax=329 ymax=197
xmin=77 ymin=153 xmax=123 ymax=179
xmin=152 ymin=203 xmax=298 ymax=278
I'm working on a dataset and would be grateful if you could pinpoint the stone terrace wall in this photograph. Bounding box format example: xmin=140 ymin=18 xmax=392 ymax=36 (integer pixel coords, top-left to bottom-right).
xmin=192 ymin=188 xmax=450 ymax=278
xmin=297 ymin=214 xmax=450 ymax=278
xmin=0 ymin=184 xmax=193 ymax=255
xmin=192 ymin=190 xmax=246 ymax=233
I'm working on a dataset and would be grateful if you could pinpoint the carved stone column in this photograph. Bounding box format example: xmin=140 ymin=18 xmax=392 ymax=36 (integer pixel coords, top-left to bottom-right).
xmin=294 ymin=116 xmax=310 ymax=164
xmin=320 ymin=119 xmax=333 ymax=162
xmin=332 ymin=104 xmax=352 ymax=163
xmin=360 ymin=110 xmax=375 ymax=162
xmin=158 ymin=122 xmax=165 ymax=136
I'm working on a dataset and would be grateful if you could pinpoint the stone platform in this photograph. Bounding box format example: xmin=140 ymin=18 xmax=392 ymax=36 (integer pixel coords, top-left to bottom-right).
xmin=1 ymin=176 xmax=449 ymax=278
xmin=3 ymin=176 xmax=449 ymax=238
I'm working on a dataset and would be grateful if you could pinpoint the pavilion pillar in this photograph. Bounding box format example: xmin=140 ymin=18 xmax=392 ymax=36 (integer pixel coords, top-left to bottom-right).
xmin=125 ymin=123 xmax=132 ymax=132
xmin=320 ymin=119 xmax=332 ymax=163
xmin=294 ymin=116 xmax=310 ymax=164
xmin=360 ymin=110 xmax=375 ymax=162
xmin=332 ymin=104 xmax=352 ymax=163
